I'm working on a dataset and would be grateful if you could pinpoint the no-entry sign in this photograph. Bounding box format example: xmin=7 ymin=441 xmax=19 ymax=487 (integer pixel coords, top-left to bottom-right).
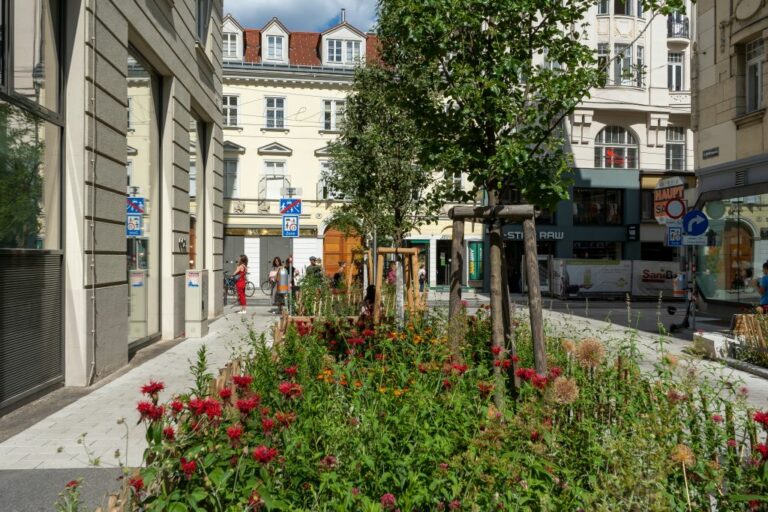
xmin=665 ymin=198 xmax=686 ymax=219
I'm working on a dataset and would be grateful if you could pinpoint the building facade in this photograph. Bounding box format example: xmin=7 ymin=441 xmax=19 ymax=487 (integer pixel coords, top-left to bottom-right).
xmin=498 ymin=0 xmax=696 ymax=292
xmin=693 ymin=0 xmax=768 ymax=310
xmin=220 ymin=13 xmax=485 ymax=290
xmin=0 ymin=0 xmax=223 ymax=413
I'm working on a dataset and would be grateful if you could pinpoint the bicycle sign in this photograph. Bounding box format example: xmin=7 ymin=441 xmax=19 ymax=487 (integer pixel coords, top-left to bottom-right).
xmin=279 ymin=198 xmax=302 ymax=215
xmin=126 ymin=197 xmax=145 ymax=214
xmin=126 ymin=214 xmax=142 ymax=237
xmin=666 ymin=225 xmax=682 ymax=248
xmin=282 ymin=214 xmax=299 ymax=238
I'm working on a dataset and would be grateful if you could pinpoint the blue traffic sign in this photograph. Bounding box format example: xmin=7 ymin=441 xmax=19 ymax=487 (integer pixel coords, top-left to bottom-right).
xmin=667 ymin=226 xmax=682 ymax=247
xmin=127 ymin=197 xmax=145 ymax=214
xmin=282 ymin=214 xmax=299 ymax=238
xmin=279 ymin=198 xmax=302 ymax=215
xmin=683 ymin=210 xmax=709 ymax=236
xmin=126 ymin=214 xmax=142 ymax=237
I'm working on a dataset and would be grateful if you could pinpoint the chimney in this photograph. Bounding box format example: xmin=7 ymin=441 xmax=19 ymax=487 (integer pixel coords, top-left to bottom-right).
xmin=341 ymin=8 xmax=346 ymax=23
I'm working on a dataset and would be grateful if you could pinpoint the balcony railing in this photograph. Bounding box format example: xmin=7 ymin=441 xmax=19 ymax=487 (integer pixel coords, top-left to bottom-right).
xmin=668 ymin=16 xmax=689 ymax=39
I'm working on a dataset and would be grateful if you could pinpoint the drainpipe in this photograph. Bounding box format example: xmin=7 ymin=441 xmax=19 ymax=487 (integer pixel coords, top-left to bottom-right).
xmin=87 ymin=0 xmax=98 ymax=386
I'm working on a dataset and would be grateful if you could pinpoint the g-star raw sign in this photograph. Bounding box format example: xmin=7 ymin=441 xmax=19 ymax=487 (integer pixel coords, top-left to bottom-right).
xmin=654 ymin=177 xmax=685 ymax=224
xmin=504 ymin=231 xmax=564 ymax=241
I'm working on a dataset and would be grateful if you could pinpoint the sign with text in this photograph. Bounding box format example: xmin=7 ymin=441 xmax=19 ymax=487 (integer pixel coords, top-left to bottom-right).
xmin=126 ymin=214 xmax=142 ymax=237
xmin=553 ymin=260 xmax=632 ymax=298
xmin=282 ymin=215 xmax=299 ymax=238
xmin=667 ymin=225 xmax=683 ymax=247
xmin=503 ymin=230 xmax=565 ymax=241
xmin=631 ymin=260 xmax=681 ymax=297
xmin=654 ymin=177 xmax=685 ymax=225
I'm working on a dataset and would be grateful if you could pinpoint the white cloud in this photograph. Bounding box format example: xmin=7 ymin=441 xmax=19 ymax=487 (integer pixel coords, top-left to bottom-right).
xmin=224 ymin=0 xmax=377 ymax=32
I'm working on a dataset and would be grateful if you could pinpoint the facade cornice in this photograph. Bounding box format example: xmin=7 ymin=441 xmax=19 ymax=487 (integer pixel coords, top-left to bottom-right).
xmin=223 ymin=63 xmax=354 ymax=86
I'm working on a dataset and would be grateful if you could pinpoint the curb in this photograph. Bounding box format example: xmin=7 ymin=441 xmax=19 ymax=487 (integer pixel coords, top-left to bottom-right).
xmin=721 ymin=357 xmax=768 ymax=380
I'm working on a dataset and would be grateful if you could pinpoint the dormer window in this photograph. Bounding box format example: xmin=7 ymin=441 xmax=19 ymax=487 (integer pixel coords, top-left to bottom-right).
xmin=328 ymin=39 xmax=361 ymax=65
xmin=267 ymin=35 xmax=284 ymax=61
xmin=328 ymin=40 xmax=343 ymax=63
xmin=223 ymin=32 xmax=239 ymax=59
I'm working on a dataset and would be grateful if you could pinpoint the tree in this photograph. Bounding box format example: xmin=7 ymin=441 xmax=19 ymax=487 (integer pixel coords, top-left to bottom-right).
xmin=325 ymin=64 xmax=452 ymax=322
xmin=377 ymin=0 xmax=685 ymax=395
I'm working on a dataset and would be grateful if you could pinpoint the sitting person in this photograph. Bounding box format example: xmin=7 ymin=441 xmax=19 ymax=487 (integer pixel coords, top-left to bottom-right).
xmin=332 ymin=261 xmax=347 ymax=289
xmin=360 ymin=285 xmax=377 ymax=319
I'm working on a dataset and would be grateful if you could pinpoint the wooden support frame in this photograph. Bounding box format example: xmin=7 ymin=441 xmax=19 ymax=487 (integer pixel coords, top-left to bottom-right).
xmin=372 ymin=247 xmax=422 ymax=324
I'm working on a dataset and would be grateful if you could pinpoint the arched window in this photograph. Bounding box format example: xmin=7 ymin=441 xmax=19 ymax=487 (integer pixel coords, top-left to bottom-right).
xmin=594 ymin=126 xmax=638 ymax=169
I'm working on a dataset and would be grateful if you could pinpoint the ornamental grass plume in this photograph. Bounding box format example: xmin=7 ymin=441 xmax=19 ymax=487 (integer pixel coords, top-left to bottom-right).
xmin=561 ymin=338 xmax=576 ymax=354
xmin=551 ymin=377 xmax=580 ymax=405
xmin=575 ymin=338 xmax=606 ymax=369
xmin=670 ymin=444 xmax=696 ymax=468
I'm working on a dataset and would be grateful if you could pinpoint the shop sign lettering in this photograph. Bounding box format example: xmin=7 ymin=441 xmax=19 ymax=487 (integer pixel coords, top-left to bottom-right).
xmin=504 ymin=231 xmax=564 ymax=241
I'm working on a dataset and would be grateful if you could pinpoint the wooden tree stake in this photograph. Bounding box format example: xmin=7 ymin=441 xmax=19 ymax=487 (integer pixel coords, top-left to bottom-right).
xmin=523 ymin=217 xmax=547 ymax=374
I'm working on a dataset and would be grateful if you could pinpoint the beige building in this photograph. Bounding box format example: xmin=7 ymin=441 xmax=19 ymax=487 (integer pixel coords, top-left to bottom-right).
xmin=694 ymin=0 xmax=768 ymax=309
xmin=220 ymin=12 xmax=484 ymax=290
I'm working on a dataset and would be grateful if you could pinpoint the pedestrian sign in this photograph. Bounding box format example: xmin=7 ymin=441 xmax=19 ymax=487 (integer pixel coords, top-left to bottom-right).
xmin=282 ymin=214 xmax=299 ymax=238
xmin=683 ymin=209 xmax=709 ymax=236
xmin=126 ymin=214 xmax=142 ymax=237
xmin=126 ymin=197 xmax=145 ymax=214
xmin=666 ymin=225 xmax=682 ymax=247
xmin=280 ymin=198 xmax=302 ymax=215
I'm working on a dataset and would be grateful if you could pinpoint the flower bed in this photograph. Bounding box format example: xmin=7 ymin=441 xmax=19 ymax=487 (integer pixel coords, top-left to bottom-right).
xmin=88 ymin=309 xmax=768 ymax=511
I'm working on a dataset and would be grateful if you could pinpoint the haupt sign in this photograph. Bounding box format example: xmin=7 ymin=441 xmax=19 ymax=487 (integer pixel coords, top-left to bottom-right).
xmin=654 ymin=177 xmax=686 ymax=224
xmin=504 ymin=231 xmax=565 ymax=241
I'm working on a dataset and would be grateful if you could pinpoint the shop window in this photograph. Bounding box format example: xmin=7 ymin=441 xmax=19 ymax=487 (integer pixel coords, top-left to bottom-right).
xmin=573 ymin=188 xmax=623 ymax=225
xmin=641 ymin=242 xmax=676 ymax=262
xmin=641 ymin=189 xmax=654 ymax=221
xmin=594 ymin=126 xmax=638 ymax=168
xmin=573 ymin=241 xmax=622 ymax=260
xmin=500 ymin=187 xmax=555 ymax=223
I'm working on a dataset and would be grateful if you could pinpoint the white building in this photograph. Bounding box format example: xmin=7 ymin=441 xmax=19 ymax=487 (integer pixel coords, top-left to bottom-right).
xmin=220 ymin=12 xmax=485 ymax=290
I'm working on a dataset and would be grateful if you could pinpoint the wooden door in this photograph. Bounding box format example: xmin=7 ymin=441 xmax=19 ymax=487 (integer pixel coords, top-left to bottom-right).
xmin=323 ymin=229 xmax=362 ymax=277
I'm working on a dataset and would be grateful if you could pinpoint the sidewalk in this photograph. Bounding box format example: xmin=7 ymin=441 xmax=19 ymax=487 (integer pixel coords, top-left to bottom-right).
xmin=0 ymin=307 xmax=274 ymax=471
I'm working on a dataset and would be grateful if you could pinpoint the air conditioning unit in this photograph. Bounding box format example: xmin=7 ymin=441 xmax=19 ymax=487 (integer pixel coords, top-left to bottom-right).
xmin=281 ymin=187 xmax=302 ymax=196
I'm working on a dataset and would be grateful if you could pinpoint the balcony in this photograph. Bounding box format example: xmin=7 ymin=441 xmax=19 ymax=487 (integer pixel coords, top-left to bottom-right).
xmin=667 ymin=16 xmax=689 ymax=40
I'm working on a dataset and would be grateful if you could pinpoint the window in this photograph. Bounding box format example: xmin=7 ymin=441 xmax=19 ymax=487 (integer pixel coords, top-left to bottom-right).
xmin=614 ymin=44 xmax=632 ymax=85
xmin=668 ymin=52 xmax=684 ymax=91
xmin=264 ymin=161 xmax=286 ymax=200
xmin=13 ymin=0 xmax=60 ymax=111
xmin=223 ymin=32 xmax=239 ymax=59
xmin=265 ymin=97 xmax=285 ymax=128
xmin=323 ymin=100 xmax=346 ymax=131
xmin=346 ymin=40 xmax=361 ymax=62
xmin=614 ymin=0 xmax=632 ymax=16
xmin=746 ymin=39 xmax=764 ymax=113
xmin=328 ymin=40 xmax=343 ymax=63
xmin=572 ymin=241 xmax=622 ymax=259
xmin=319 ymin=161 xmax=345 ymax=200
xmin=127 ymin=97 xmax=133 ymax=130
xmin=597 ymin=43 xmax=609 ymax=86
xmin=668 ymin=12 xmax=689 ymax=38
xmin=189 ymin=161 xmax=197 ymax=197
xmin=222 ymin=95 xmax=238 ymax=126
xmin=666 ymin=127 xmax=686 ymax=171
xmin=636 ymin=46 xmax=645 ymax=87
xmin=573 ymin=188 xmax=623 ymax=225
xmin=224 ymin=159 xmax=238 ymax=198
xmin=637 ymin=0 xmax=644 ymax=17
xmin=267 ymin=35 xmax=283 ymax=60
xmin=597 ymin=0 xmax=608 ymax=15
xmin=641 ymin=189 xmax=654 ymax=221
xmin=594 ymin=126 xmax=638 ymax=169
xmin=196 ymin=0 xmax=211 ymax=42
xmin=446 ymin=170 xmax=463 ymax=192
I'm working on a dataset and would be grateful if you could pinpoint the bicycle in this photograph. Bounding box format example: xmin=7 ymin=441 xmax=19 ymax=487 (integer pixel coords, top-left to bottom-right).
xmin=260 ymin=279 xmax=274 ymax=295
xmin=224 ymin=274 xmax=256 ymax=298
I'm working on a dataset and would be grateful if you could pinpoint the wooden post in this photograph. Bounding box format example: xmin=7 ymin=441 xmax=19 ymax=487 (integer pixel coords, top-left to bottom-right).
xmin=411 ymin=254 xmax=420 ymax=310
xmin=487 ymin=193 xmax=506 ymax=408
xmin=404 ymin=253 xmax=414 ymax=315
xmin=449 ymin=217 xmax=465 ymax=357
xmin=523 ymin=218 xmax=547 ymax=374
xmin=499 ymin=244 xmax=519 ymax=392
xmin=374 ymin=253 xmax=385 ymax=324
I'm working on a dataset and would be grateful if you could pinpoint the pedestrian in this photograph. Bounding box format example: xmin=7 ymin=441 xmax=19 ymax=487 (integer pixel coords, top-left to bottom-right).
xmin=232 ymin=254 xmax=248 ymax=315
xmin=306 ymin=256 xmax=322 ymax=278
xmin=386 ymin=261 xmax=397 ymax=285
xmin=285 ymin=255 xmax=299 ymax=311
xmin=418 ymin=263 xmax=427 ymax=292
xmin=269 ymin=257 xmax=282 ymax=309
xmin=360 ymin=284 xmax=377 ymax=319
xmin=755 ymin=261 xmax=768 ymax=313
xmin=333 ymin=261 xmax=347 ymax=289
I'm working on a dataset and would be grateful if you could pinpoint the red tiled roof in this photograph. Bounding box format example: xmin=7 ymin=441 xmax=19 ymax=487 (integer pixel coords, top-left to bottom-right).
xmin=244 ymin=29 xmax=261 ymax=64
xmin=366 ymin=34 xmax=381 ymax=64
xmin=289 ymin=32 xmax=321 ymax=66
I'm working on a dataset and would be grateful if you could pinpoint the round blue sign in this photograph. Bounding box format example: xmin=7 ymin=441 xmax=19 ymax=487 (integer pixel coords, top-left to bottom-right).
xmin=683 ymin=210 xmax=709 ymax=236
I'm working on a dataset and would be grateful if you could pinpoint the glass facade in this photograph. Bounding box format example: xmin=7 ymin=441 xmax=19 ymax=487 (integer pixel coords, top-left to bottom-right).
xmin=573 ymin=188 xmax=623 ymax=225
xmin=697 ymin=195 xmax=768 ymax=304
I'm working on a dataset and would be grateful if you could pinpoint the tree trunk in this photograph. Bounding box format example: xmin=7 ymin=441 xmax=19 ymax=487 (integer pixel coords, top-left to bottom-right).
xmin=395 ymin=255 xmax=405 ymax=326
xmin=523 ymin=218 xmax=547 ymax=374
xmin=500 ymin=244 xmax=519 ymax=394
xmin=448 ymin=218 xmax=465 ymax=359
xmin=488 ymin=191 xmax=506 ymax=409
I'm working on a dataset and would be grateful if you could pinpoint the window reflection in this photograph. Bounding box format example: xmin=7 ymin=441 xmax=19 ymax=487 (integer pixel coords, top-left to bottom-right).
xmin=13 ymin=0 xmax=60 ymax=112
xmin=0 ymin=102 xmax=61 ymax=249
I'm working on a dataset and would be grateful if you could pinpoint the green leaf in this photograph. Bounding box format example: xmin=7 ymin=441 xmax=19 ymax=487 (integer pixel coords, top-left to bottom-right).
xmin=166 ymin=503 xmax=189 ymax=512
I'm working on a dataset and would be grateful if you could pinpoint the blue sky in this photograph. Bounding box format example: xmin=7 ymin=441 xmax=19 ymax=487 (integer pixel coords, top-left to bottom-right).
xmin=223 ymin=0 xmax=378 ymax=32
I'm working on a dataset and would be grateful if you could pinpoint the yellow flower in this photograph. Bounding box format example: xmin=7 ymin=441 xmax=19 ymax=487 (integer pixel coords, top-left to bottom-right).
xmin=378 ymin=386 xmax=388 ymax=394
xmin=393 ymin=388 xmax=405 ymax=397
xmin=413 ymin=335 xmax=423 ymax=345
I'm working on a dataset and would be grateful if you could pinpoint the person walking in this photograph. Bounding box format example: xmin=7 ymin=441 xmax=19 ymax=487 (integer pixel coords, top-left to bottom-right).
xmin=269 ymin=257 xmax=282 ymax=310
xmin=285 ymin=255 xmax=299 ymax=313
xmin=418 ymin=263 xmax=427 ymax=292
xmin=233 ymin=254 xmax=248 ymax=314
xmin=756 ymin=261 xmax=768 ymax=312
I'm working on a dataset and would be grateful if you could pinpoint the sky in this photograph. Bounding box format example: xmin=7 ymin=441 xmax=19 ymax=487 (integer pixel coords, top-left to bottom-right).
xmin=223 ymin=0 xmax=378 ymax=32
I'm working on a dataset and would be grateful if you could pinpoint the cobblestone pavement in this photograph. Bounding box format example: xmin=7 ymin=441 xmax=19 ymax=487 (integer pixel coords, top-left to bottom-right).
xmin=0 ymin=307 xmax=274 ymax=470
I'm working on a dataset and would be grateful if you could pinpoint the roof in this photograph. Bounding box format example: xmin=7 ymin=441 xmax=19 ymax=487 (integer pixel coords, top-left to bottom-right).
xmin=290 ymin=32 xmax=321 ymax=66
xmin=244 ymin=29 xmax=261 ymax=64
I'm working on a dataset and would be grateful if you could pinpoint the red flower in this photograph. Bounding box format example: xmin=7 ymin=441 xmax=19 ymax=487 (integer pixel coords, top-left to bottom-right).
xmin=233 ymin=375 xmax=253 ymax=389
xmin=362 ymin=329 xmax=375 ymax=337
xmin=320 ymin=454 xmax=338 ymax=470
xmin=65 ymin=480 xmax=79 ymax=489
xmin=491 ymin=346 xmax=502 ymax=356
xmin=170 ymin=400 xmax=184 ymax=414
xmin=449 ymin=500 xmax=461 ymax=510
xmin=727 ymin=438 xmax=737 ymax=448
xmin=386 ymin=332 xmax=397 ymax=340
xmin=180 ymin=457 xmax=196 ymax=477
xmin=260 ymin=406 xmax=271 ymax=417
xmin=284 ymin=366 xmax=298 ymax=377
xmin=375 ymin=353 xmax=385 ymax=361
xmin=750 ymin=500 xmax=761 ymax=511
xmin=278 ymin=381 xmax=303 ymax=399
xmin=477 ymin=382 xmax=494 ymax=398
xmin=711 ymin=414 xmax=724 ymax=423
xmin=511 ymin=355 xmax=520 ymax=363
xmin=439 ymin=462 xmax=449 ymax=471
xmin=531 ymin=374 xmax=548 ymax=390
xmin=163 ymin=426 xmax=175 ymax=441
xmin=188 ymin=397 xmax=205 ymax=415
xmin=296 ymin=322 xmax=312 ymax=336
xmin=236 ymin=396 xmax=260 ymax=415
xmin=548 ymin=366 xmax=563 ymax=379
xmin=252 ymin=445 xmax=279 ymax=464
xmin=442 ymin=379 xmax=452 ymax=390
xmin=352 ymin=487 xmax=360 ymax=496
xmin=261 ymin=417 xmax=275 ymax=433
xmin=502 ymin=360 xmax=512 ymax=369
xmin=136 ymin=401 xmax=164 ymax=421
xmin=515 ymin=367 xmax=536 ymax=381
xmin=348 ymin=337 xmax=365 ymax=347
xmin=226 ymin=424 xmax=243 ymax=442
xmin=740 ymin=386 xmax=750 ymax=397
xmin=530 ymin=430 xmax=541 ymax=442
xmin=275 ymin=411 xmax=296 ymax=427
xmin=380 ymin=493 xmax=397 ymax=510
xmin=140 ymin=380 xmax=165 ymax=396
xmin=202 ymin=397 xmax=222 ymax=419
xmin=451 ymin=364 xmax=468 ymax=375
xmin=418 ymin=363 xmax=428 ymax=373
xmin=493 ymin=360 xmax=502 ymax=367
xmin=754 ymin=411 xmax=768 ymax=427
xmin=218 ymin=388 xmax=232 ymax=400
xmin=128 ymin=476 xmax=144 ymax=493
